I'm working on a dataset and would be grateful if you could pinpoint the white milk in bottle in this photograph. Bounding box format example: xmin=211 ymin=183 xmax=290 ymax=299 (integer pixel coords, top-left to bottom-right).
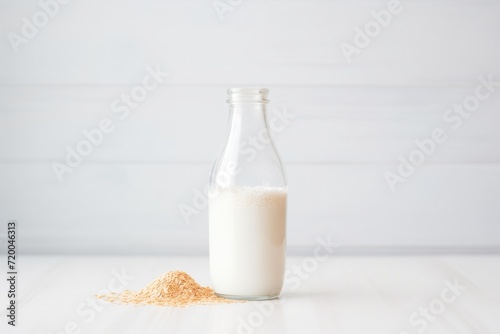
xmin=209 ymin=186 xmax=286 ymax=298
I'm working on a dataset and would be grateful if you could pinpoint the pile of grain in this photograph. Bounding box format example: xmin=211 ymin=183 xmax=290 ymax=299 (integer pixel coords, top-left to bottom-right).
xmin=96 ymin=270 xmax=235 ymax=307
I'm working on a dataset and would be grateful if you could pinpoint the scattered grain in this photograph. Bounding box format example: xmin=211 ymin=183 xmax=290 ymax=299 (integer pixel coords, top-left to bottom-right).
xmin=96 ymin=270 xmax=237 ymax=307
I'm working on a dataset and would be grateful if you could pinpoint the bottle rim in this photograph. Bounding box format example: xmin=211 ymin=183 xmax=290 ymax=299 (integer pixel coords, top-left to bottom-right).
xmin=227 ymin=87 xmax=270 ymax=103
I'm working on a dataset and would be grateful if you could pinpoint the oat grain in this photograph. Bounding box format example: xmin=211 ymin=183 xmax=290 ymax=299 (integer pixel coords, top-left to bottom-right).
xmin=96 ymin=271 xmax=236 ymax=307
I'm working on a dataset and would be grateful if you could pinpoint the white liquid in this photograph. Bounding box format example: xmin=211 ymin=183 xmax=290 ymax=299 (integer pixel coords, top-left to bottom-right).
xmin=209 ymin=186 xmax=287 ymax=298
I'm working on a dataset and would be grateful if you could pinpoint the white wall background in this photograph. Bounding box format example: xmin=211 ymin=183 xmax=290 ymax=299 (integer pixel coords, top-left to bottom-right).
xmin=1 ymin=0 xmax=499 ymax=255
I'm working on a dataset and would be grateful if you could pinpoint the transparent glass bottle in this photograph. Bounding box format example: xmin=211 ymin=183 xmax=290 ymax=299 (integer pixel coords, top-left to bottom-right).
xmin=209 ymin=88 xmax=287 ymax=300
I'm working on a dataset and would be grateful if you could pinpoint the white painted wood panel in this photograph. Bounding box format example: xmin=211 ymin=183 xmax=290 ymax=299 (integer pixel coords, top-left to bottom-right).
xmin=1 ymin=162 xmax=499 ymax=254
xmin=1 ymin=86 xmax=499 ymax=163
xmin=0 ymin=0 xmax=499 ymax=85
xmin=1 ymin=0 xmax=499 ymax=255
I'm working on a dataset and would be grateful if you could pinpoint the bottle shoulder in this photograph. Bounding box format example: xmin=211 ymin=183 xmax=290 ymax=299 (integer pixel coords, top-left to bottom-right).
xmin=210 ymin=142 xmax=286 ymax=188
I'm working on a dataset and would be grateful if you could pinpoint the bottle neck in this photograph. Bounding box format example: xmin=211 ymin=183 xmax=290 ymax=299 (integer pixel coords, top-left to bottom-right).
xmin=228 ymin=102 xmax=270 ymax=141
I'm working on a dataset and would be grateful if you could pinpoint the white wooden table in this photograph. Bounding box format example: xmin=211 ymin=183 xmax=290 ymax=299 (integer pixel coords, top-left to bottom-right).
xmin=2 ymin=255 xmax=499 ymax=334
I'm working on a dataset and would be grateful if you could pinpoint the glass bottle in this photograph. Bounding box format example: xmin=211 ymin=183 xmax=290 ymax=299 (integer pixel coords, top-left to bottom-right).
xmin=209 ymin=88 xmax=287 ymax=300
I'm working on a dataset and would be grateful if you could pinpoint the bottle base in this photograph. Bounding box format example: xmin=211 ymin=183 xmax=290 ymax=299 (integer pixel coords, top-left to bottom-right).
xmin=215 ymin=292 xmax=280 ymax=301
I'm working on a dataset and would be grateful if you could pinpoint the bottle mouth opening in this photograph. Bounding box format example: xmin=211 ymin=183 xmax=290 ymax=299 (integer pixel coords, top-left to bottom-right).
xmin=227 ymin=87 xmax=270 ymax=103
